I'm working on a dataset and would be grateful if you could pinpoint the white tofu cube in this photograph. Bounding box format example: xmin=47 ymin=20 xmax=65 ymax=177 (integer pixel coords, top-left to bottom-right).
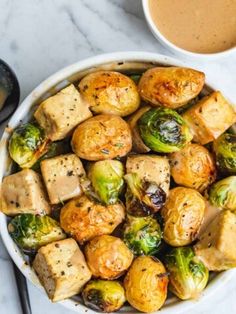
xmin=1 ymin=169 xmax=50 ymax=216
xmin=194 ymin=210 xmax=236 ymax=271
xmin=41 ymin=154 xmax=85 ymax=204
xmin=33 ymin=238 xmax=91 ymax=302
xmin=34 ymin=84 xmax=92 ymax=141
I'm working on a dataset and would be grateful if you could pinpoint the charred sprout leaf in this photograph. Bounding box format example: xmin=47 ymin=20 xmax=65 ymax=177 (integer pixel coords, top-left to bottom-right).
xmin=165 ymin=247 xmax=209 ymax=300
xmin=8 ymin=214 xmax=66 ymax=250
xmin=209 ymin=176 xmax=236 ymax=211
xmin=82 ymin=280 xmax=126 ymax=313
xmin=214 ymin=133 xmax=236 ymax=174
xmin=8 ymin=123 xmax=49 ymax=168
xmin=88 ymin=160 xmax=124 ymax=205
xmin=125 ymin=173 xmax=166 ymax=216
xmin=31 ymin=139 xmax=71 ymax=171
xmin=123 ymin=215 xmax=162 ymax=256
xmin=138 ymin=108 xmax=192 ymax=153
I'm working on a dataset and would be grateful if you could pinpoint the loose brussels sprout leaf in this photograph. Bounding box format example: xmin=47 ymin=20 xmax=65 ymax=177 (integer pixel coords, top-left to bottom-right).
xmin=165 ymin=247 xmax=209 ymax=300
xmin=124 ymin=173 xmax=166 ymax=216
xmin=9 ymin=123 xmax=49 ymax=168
xmin=209 ymin=176 xmax=236 ymax=211
xmin=88 ymin=160 xmax=124 ymax=205
xmin=82 ymin=280 xmax=126 ymax=313
xmin=129 ymin=74 xmax=141 ymax=84
xmin=138 ymin=108 xmax=192 ymax=153
xmin=31 ymin=139 xmax=71 ymax=171
xmin=123 ymin=215 xmax=162 ymax=255
xmin=214 ymin=133 xmax=236 ymax=174
xmin=8 ymin=214 xmax=66 ymax=250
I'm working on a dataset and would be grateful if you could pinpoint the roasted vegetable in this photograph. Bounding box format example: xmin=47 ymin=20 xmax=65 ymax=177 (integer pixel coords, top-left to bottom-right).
xmin=78 ymin=71 xmax=140 ymax=117
xmin=8 ymin=214 xmax=66 ymax=250
xmin=162 ymin=187 xmax=205 ymax=246
xmin=123 ymin=215 xmax=162 ymax=255
xmin=165 ymin=247 xmax=209 ymax=300
xmin=8 ymin=123 xmax=49 ymax=168
xmin=82 ymin=280 xmax=126 ymax=313
xmin=209 ymin=176 xmax=236 ymax=212
xmin=88 ymin=160 xmax=124 ymax=205
xmin=85 ymin=235 xmax=133 ymax=279
xmin=60 ymin=195 xmax=125 ymax=245
xmin=125 ymin=173 xmax=166 ymax=216
xmin=214 ymin=133 xmax=236 ymax=174
xmin=124 ymin=256 xmax=168 ymax=312
xmin=138 ymin=67 xmax=205 ymax=109
xmin=72 ymin=114 xmax=132 ymax=161
xmin=138 ymin=108 xmax=192 ymax=153
xmin=170 ymin=143 xmax=216 ymax=192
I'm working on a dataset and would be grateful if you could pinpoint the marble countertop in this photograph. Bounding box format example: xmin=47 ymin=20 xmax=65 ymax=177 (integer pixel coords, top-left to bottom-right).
xmin=0 ymin=0 xmax=236 ymax=313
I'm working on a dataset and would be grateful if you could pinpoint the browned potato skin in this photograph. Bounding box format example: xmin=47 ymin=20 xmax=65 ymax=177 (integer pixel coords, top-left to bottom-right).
xmin=162 ymin=187 xmax=205 ymax=246
xmin=85 ymin=235 xmax=133 ymax=279
xmin=71 ymin=114 xmax=132 ymax=161
xmin=127 ymin=106 xmax=151 ymax=153
xmin=170 ymin=143 xmax=216 ymax=192
xmin=78 ymin=71 xmax=140 ymax=116
xmin=138 ymin=67 xmax=205 ymax=109
xmin=124 ymin=256 xmax=168 ymax=313
xmin=60 ymin=195 xmax=125 ymax=245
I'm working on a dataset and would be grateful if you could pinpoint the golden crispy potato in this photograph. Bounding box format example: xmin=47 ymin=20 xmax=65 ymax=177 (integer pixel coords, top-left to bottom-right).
xmin=162 ymin=187 xmax=205 ymax=246
xmin=85 ymin=235 xmax=133 ymax=279
xmin=78 ymin=71 xmax=140 ymax=116
xmin=60 ymin=195 xmax=125 ymax=245
xmin=124 ymin=256 xmax=168 ymax=312
xmin=170 ymin=143 xmax=216 ymax=192
xmin=183 ymin=91 xmax=236 ymax=145
xmin=127 ymin=106 xmax=151 ymax=153
xmin=71 ymin=114 xmax=132 ymax=161
xmin=138 ymin=67 xmax=205 ymax=109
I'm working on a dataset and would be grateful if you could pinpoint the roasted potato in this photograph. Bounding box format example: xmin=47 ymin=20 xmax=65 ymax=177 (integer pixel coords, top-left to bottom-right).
xmin=124 ymin=256 xmax=168 ymax=312
xmin=85 ymin=235 xmax=133 ymax=279
xmin=60 ymin=195 xmax=125 ymax=245
xmin=183 ymin=91 xmax=236 ymax=145
xmin=127 ymin=106 xmax=151 ymax=153
xmin=78 ymin=71 xmax=140 ymax=116
xmin=162 ymin=187 xmax=205 ymax=246
xmin=138 ymin=67 xmax=205 ymax=109
xmin=71 ymin=114 xmax=132 ymax=160
xmin=170 ymin=143 xmax=216 ymax=192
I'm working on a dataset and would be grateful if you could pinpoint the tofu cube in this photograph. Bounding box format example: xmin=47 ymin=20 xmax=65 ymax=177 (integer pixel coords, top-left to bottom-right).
xmin=1 ymin=169 xmax=50 ymax=216
xmin=183 ymin=91 xmax=236 ymax=145
xmin=194 ymin=210 xmax=236 ymax=271
xmin=34 ymin=84 xmax=92 ymax=141
xmin=33 ymin=238 xmax=91 ymax=302
xmin=41 ymin=154 xmax=85 ymax=204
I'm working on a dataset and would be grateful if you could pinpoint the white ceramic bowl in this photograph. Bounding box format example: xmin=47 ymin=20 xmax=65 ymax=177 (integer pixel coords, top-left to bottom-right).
xmin=142 ymin=0 xmax=236 ymax=60
xmin=0 ymin=52 xmax=235 ymax=314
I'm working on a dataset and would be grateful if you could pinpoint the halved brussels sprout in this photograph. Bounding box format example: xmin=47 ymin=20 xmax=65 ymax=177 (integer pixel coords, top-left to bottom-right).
xmin=8 ymin=214 xmax=66 ymax=250
xmin=123 ymin=215 xmax=162 ymax=255
xmin=88 ymin=160 xmax=124 ymax=205
xmin=9 ymin=123 xmax=49 ymax=168
xmin=138 ymin=108 xmax=192 ymax=153
xmin=82 ymin=280 xmax=126 ymax=313
xmin=209 ymin=176 xmax=236 ymax=211
xmin=165 ymin=247 xmax=209 ymax=300
xmin=214 ymin=133 xmax=236 ymax=174
xmin=125 ymin=173 xmax=166 ymax=216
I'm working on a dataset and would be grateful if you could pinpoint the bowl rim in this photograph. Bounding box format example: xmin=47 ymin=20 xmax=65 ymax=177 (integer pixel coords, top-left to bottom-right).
xmin=0 ymin=51 xmax=236 ymax=314
xmin=142 ymin=0 xmax=236 ymax=59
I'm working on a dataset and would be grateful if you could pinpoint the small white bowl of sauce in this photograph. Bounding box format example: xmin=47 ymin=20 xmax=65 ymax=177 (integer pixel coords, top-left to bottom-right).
xmin=143 ymin=0 xmax=236 ymax=59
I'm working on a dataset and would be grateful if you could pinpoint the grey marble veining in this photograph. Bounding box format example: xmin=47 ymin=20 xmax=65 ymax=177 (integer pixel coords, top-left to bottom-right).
xmin=0 ymin=0 xmax=236 ymax=313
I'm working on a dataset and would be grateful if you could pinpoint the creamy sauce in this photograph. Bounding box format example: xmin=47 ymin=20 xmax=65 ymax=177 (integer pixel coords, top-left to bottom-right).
xmin=149 ymin=0 xmax=236 ymax=53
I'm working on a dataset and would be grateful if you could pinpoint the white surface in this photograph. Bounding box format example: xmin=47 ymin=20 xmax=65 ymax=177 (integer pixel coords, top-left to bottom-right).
xmin=0 ymin=1 xmax=236 ymax=314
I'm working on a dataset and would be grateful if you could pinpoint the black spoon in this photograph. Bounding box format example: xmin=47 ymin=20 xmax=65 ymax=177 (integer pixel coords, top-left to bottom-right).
xmin=0 ymin=59 xmax=20 ymax=123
